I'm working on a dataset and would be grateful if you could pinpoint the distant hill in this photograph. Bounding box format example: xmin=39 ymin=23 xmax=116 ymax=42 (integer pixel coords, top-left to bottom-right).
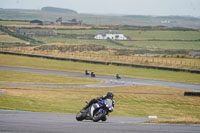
xmin=41 ymin=7 xmax=78 ymax=14
xmin=0 ymin=8 xmax=200 ymax=29
xmin=123 ymin=15 xmax=200 ymax=22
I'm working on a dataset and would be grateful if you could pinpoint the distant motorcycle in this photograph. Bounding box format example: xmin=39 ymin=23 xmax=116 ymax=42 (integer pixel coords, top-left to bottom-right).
xmin=76 ymin=99 xmax=114 ymax=122
xmin=116 ymin=74 xmax=121 ymax=79
xmin=91 ymin=72 xmax=95 ymax=77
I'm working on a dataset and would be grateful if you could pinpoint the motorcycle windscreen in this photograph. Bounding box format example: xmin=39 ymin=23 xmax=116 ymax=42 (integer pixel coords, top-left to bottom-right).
xmin=104 ymin=99 xmax=113 ymax=107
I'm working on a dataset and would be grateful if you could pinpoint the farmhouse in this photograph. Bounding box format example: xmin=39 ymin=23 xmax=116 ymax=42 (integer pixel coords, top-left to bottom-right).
xmin=30 ymin=20 xmax=54 ymax=25
xmin=56 ymin=17 xmax=82 ymax=25
xmin=30 ymin=20 xmax=43 ymax=25
xmin=42 ymin=21 xmax=54 ymax=25
xmin=94 ymin=30 xmax=127 ymax=40
xmin=30 ymin=18 xmax=82 ymax=26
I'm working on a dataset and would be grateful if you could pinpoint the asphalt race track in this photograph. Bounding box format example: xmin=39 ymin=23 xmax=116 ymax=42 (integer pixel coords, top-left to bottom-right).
xmin=1 ymin=66 xmax=200 ymax=133
xmin=0 ymin=66 xmax=200 ymax=90
xmin=0 ymin=110 xmax=200 ymax=133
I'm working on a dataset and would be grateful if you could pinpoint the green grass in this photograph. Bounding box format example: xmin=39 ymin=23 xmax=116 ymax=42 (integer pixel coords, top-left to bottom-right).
xmin=33 ymin=35 xmax=200 ymax=51
xmin=122 ymin=41 xmax=200 ymax=50
xmin=0 ymin=34 xmax=28 ymax=43
xmin=0 ymin=70 xmax=101 ymax=84
xmin=122 ymin=30 xmax=200 ymax=40
xmin=0 ymin=54 xmax=200 ymax=124
xmin=33 ymin=37 xmax=123 ymax=48
xmin=56 ymin=29 xmax=200 ymax=41
xmin=0 ymin=54 xmax=200 ymax=84
xmin=0 ymin=20 xmax=30 ymax=26
xmin=0 ymin=85 xmax=200 ymax=123
xmin=56 ymin=29 xmax=103 ymax=35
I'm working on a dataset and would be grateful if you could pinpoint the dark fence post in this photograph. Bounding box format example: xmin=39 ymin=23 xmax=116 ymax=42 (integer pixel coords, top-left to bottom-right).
xmin=184 ymin=92 xmax=200 ymax=96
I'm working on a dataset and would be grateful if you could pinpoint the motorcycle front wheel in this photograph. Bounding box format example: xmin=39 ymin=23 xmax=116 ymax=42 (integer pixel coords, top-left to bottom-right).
xmin=93 ymin=110 xmax=107 ymax=122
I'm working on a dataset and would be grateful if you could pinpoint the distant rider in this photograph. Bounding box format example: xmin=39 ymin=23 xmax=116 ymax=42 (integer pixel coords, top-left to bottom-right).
xmin=82 ymin=91 xmax=115 ymax=111
xmin=116 ymin=73 xmax=121 ymax=79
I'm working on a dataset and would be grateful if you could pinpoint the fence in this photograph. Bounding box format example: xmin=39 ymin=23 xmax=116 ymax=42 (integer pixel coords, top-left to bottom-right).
xmin=1 ymin=51 xmax=200 ymax=74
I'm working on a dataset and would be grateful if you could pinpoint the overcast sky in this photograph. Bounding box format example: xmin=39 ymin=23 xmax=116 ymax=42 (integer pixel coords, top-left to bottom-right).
xmin=1 ymin=0 xmax=200 ymax=17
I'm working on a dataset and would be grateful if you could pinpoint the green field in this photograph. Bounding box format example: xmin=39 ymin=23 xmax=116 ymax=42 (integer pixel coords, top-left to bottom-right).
xmin=1 ymin=21 xmax=199 ymax=53
xmin=56 ymin=29 xmax=101 ymax=35
xmin=0 ymin=13 xmax=200 ymax=124
xmin=0 ymin=85 xmax=200 ymax=124
xmin=34 ymin=36 xmax=200 ymax=51
xmin=0 ymin=54 xmax=200 ymax=84
xmin=122 ymin=30 xmax=200 ymax=40
xmin=0 ymin=34 xmax=28 ymax=43
xmin=0 ymin=70 xmax=101 ymax=84
xmin=34 ymin=37 xmax=122 ymax=48
xmin=0 ymin=20 xmax=30 ymax=26
xmin=0 ymin=54 xmax=200 ymax=124
xmin=57 ymin=30 xmax=200 ymax=41
xmin=122 ymin=41 xmax=200 ymax=50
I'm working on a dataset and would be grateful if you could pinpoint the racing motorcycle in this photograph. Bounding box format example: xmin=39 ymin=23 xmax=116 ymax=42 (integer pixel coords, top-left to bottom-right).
xmin=76 ymin=98 xmax=114 ymax=122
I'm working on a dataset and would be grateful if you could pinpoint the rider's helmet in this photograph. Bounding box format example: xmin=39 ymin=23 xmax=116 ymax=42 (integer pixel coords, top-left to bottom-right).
xmin=106 ymin=91 xmax=114 ymax=99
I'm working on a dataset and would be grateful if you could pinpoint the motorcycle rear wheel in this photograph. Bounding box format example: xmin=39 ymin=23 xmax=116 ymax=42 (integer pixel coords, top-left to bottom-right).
xmin=76 ymin=112 xmax=85 ymax=121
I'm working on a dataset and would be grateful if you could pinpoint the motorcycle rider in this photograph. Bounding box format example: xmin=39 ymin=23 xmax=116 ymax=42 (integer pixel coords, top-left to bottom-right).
xmin=82 ymin=91 xmax=114 ymax=111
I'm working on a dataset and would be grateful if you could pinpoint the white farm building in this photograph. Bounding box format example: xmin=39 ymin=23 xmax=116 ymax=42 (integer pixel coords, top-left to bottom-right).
xmin=94 ymin=30 xmax=127 ymax=40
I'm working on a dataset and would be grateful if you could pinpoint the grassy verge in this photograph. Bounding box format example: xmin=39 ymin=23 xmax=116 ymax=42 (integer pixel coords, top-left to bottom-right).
xmin=2 ymin=46 xmax=200 ymax=70
xmin=0 ymin=54 xmax=200 ymax=84
xmin=0 ymin=35 xmax=28 ymax=43
xmin=146 ymin=117 xmax=200 ymax=124
xmin=0 ymin=20 xmax=30 ymax=26
xmin=0 ymin=85 xmax=200 ymax=123
xmin=0 ymin=70 xmax=101 ymax=85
